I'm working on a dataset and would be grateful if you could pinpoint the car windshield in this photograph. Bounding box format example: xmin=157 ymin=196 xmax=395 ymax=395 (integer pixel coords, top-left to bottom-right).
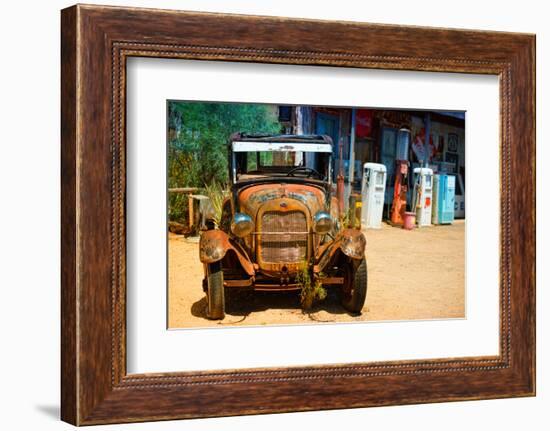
xmin=234 ymin=150 xmax=331 ymax=182
xmin=248 ymin=151 xmax=304 ymax=169
xmin=231 ymin=140 xmax=333 ymax=183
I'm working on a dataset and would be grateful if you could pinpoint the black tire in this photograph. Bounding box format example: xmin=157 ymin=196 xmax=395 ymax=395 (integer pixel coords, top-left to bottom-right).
xmin=341 ymin=257 xmax=368 ymax=314
xmin=206 ymin=261 xmax=225 ymax=319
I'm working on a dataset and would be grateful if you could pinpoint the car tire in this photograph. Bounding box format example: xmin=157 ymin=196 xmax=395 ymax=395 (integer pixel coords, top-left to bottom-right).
xmin=341 ymin=257 xmax=368 ymax=314
xmin=206 ymin=261 xmax=225 ymax=320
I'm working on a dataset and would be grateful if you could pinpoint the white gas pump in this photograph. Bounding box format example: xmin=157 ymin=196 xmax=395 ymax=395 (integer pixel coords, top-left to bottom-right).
xmin=412 ymin=167 xmax=433 ymax=227
xmin=361 ymin=163 xmax=386 ymax=228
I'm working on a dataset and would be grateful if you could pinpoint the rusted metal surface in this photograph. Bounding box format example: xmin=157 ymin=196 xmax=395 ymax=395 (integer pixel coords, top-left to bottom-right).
xmin=199 ymin=229 xmax=231 ymax=263
xmin=319 ymin=276 xmax=344 ymax=285
xmin=253 ymin=283 xmax=302 ymax=291
xmin=339 ymin=228 xmax=367 ymax=259
xmin=255 ymin=197 xmax=312 ymax=275
xmin=316 ymin=228 xmax=367 ymax=273
xmin=238 ymin=183 xmax=325 ymax=217
xmin=199 ymin=229 xmax=255 ymax=276
xmin=260 ymin=210 xmax=308 ymax=264
xmin=336 ymin=173 xmax=345 ymax=216
xmin=223 ymin=279 xmax=253 ymax=288
xmin=236 ymin=183 xmax=327 ymax=276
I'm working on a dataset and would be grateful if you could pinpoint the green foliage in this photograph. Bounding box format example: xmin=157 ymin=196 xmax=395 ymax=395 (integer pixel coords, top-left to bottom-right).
xmin=168 ymin=192 xmax=189 ymax=227
xmin=340 ymin=211 xmax=351 ymax=229
xmin=296 ymin=261 xmax=327 ymax=310
xmin=168 ymin=101 xmax=280 ymax=223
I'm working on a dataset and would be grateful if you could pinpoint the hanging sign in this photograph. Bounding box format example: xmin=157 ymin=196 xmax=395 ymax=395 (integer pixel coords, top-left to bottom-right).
xmin=355 ymin=109 xmax=374 ymax=138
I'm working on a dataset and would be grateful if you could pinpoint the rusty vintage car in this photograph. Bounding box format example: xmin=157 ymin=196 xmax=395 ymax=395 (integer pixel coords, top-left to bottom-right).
xmin=199 ymin=133 xmax=367 ymax=319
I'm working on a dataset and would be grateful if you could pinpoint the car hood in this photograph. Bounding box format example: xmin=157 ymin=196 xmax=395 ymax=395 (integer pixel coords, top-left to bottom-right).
xmin=237 ymin=183 xmax=326 ymax=218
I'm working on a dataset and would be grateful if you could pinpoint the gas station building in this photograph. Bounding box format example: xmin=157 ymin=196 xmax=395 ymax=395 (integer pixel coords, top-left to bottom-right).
xmin=276 ymin=105 xmax=466 ymax=220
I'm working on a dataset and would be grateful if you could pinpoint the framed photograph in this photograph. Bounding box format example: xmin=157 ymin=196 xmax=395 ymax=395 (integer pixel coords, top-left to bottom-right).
xmin=61 ymin=4 xmax=535 ymax=425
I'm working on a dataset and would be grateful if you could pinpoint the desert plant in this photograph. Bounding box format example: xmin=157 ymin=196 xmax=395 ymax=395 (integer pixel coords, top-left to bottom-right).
xmin=296 ymin=261 xmax=327 ymax=310
xmin=339 ymin=210 xmax=351 ymax=229
xmin=203 ymin=181 xmax=229 ymax=228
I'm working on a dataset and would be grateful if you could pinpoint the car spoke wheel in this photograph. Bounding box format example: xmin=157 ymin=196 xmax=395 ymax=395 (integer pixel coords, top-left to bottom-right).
xmin=206 ymin=261 xmax=225 ymax=319
xmin=341 ymin=257 xmax=368 ymax=314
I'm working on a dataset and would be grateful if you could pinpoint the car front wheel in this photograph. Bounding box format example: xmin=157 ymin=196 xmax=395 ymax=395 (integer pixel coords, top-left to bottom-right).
xmin=341 ymin=257 xmax=368 ymax=314
xmin=206 ymin=261 xmax=225 ymax=320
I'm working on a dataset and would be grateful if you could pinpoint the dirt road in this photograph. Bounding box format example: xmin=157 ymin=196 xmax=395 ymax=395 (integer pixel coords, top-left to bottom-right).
xmin=168 ymin=221 xmax=465 ymax=328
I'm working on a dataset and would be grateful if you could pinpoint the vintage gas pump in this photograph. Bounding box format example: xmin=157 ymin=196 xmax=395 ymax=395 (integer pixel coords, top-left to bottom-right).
xmin=390 ymin=160 xmax=410 ymax=226
xmin=432 ymin=174 xmax=456 ymax=225
xmin=412 ymin=167 xmax=434 ymax=226
xmin=361 ymin=163 xmax=387 ymax=228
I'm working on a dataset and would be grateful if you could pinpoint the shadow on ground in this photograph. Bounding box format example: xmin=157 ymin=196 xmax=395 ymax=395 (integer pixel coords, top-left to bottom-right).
xmin=191 ymin=288 xmax=358 ymax=325
xmin=35 ymin=405 xmax=59 ymax=420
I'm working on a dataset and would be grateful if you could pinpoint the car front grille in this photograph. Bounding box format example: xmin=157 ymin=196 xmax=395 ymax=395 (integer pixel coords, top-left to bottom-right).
xmin=260 ymin=211 xmax=308 ymax=263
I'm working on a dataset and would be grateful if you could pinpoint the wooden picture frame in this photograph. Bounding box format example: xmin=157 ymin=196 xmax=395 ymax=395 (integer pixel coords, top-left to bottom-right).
xmin=61 ymin=4 xmax=535 ymax=425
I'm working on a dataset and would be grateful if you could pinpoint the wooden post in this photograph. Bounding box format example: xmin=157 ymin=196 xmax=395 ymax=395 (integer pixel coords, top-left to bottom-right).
xmin=188 ymin=194 xmax=194 ymax=229
xmin=166 ymin=188 xmax=200 ymax=229
xmin=168 ymin=187 xmax=199 ymax=193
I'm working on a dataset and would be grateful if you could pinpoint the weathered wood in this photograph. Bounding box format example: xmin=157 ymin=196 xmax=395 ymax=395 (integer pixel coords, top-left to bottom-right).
xmin=61 ymin=4 xmax=535 ymax=425
xmin=168 ymin=187 xmax=199 ymax=193
xmin=188 ymin=194 xmax=193 ymax=229
xmin=60 ymin=5 xmax=78 ymax=425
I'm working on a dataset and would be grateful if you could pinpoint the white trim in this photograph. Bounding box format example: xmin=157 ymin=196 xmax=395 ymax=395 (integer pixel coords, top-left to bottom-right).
xmin=232 ymin=141 xmax=332 ymax=153
xmin=126 ymin=57 xmax=499 ymax=374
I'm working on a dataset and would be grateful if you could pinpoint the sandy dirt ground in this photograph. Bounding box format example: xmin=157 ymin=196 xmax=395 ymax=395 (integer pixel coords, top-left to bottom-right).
xmin=168 ymin=221 xmax=465 ymax=328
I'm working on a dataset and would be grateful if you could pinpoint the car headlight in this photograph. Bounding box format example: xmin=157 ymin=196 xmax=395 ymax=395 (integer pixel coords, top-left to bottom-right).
xmin=230 ymin=213 xmax=254 ymax=237
xmin=313 ymin=211 xmax=333 ymax=234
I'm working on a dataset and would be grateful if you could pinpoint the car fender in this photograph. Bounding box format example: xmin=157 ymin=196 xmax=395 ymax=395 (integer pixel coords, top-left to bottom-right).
xmin=316 ymin=228 xmax=366 ymax=272
xmin=199 ymin=229 xmax=255 ymax=276
xmin=339 ymin=228 xmax=366 ymax=259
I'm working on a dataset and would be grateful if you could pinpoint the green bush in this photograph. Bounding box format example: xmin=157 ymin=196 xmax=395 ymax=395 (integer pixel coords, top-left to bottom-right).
xmin=296 ymin=261 xmax=327 ymax=310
